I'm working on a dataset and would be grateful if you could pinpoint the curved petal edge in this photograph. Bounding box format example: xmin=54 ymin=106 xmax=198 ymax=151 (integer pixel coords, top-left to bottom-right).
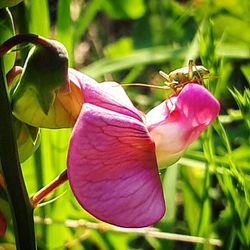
xmin=67 ymin=103 xmax=165 ymax=227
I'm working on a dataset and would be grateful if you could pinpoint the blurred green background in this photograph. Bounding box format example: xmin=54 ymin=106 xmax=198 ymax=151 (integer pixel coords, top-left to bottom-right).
xmin=1 ymin=0 xmax=250 ymax=249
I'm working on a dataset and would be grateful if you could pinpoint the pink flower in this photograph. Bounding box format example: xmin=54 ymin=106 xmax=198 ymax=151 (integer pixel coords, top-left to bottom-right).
xmin=67 ymin=70 xmax=220 ymax=228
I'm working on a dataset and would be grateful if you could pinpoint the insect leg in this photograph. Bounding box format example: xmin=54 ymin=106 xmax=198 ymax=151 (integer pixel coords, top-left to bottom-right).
xmin=159 ymin=70 xmax=171 ymax=82
xmin=188 ymin=60 xmax=194 ymax=80
xmin=190 ymin=60 xmax=204 ymax=85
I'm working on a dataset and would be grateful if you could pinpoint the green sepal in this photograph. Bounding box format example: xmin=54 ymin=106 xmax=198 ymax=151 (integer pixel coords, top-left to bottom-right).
xmin=0 ymin=0 xmax=23 ymax=8
xmin=11 ymin=39 xmax=69 ymax=115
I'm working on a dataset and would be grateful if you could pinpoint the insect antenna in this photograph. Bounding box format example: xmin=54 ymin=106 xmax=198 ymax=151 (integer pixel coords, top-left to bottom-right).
xmin=121 ymin=83 xmax=169 ymax=90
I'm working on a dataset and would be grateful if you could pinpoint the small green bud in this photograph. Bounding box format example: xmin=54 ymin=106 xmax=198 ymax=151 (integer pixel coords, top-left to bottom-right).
xmin=11 ymin=39 xmax=71 ymax=128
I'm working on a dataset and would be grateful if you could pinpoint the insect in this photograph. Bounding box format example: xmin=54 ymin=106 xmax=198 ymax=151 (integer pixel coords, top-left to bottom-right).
xmin=121 ymin=60 xmax=210 ymax=93
xmin=159 ymin=60 xmax=210 ymax=93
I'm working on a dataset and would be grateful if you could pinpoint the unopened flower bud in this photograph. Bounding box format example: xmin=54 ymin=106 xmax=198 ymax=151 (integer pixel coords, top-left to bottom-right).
xmin=10 ymin=39 xmax=79 ymax=128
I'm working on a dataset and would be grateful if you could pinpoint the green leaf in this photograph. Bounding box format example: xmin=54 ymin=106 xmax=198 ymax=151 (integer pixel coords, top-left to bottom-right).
xmin=241 ymin=63 xmax=250 ymax=86
xmin=229 ymin=88 xmax=250 ymax=128
xmin=180 ymin=164 xmax=210 ymax=236
xmin=101 ymin=0 xmax=146 ymax=19
xmin=27 ymin=0 xmax=50 ymax=37
xmin=104 ymin=37 xmax=133 ymax=58
xmin=0 ymin=8 xmax=15 ymax=73
xmin=56 ymin=0 xmax=73 ymax=66
xmin=214 ymin=14 xmax=250 ymax=44
xmin=83 ymin=46 xmax=186 ymax=78
xmin=73 ymin=0 xmax=102 ymax=45
xmin=217 ymin=171 xmax=250 ymax=246
xmin=0 ymin=0 xmax=23 ymax=8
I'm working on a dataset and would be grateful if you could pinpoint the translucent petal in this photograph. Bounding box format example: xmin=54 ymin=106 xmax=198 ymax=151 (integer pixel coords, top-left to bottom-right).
xmin=147 ymin=84 xmax=220 ymax=167
xmin=67 ymin=103 xmax=165 ymax=227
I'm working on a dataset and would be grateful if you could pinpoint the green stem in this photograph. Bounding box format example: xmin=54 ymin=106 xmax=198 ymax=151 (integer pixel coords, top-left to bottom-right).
xmin=227 ymin=227 xmax=236 ymax=250
xmin=33 ymin=146 xmax=46 ymax=242
xmin=196 ymin=163 xmax=210 ymax=236
xmin=195 ymin=126 xmax=213 ymax=250
xmin=0 ymin=34 xmax=56 ymax=56
xmin=31 ymin=169 xmax=68 ymax=207
xmin=0 ymin=58 xmax=36 ymax=249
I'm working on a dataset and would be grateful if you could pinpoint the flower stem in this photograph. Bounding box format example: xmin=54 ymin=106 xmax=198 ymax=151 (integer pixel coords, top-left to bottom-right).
xmin=0 ymin=58 xmax=36 ymax=249
xmin=31 ymin=169 xmax=68 ymax=207
xmin=0 ymin=34 xmax=56 ymax=56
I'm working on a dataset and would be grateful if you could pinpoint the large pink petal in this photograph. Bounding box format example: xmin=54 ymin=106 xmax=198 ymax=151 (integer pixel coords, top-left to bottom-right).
xmin=67 ymin=103 xmax=165 ymax=227
xmin=147 ymin=84 xmax=220 ymax=167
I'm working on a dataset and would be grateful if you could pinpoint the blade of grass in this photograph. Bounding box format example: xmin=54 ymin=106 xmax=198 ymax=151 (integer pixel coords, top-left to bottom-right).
xmin=73 ymin=0 xmax=103 ymax=45
xmin=33 ymin=147 xmax=47 ymax=243
xmin=0 ymin=8 xmax=15 ymax=73
xmin=161 ymin=164 xmax=178 ymax=250
xmin=27 ymin=0 xmax=50 ymax=37
xmin=121 ymin=65 xmax=145 ymax=83
xmin=83 ymin=46 xmax=187 ymax=78
xmin=14 ymin=2 xmax=30 ymax=63
xmin=39 ymin=129 xmax=72 ymax=249
xmin=56 ymin=0 xmax=73 ymax=66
